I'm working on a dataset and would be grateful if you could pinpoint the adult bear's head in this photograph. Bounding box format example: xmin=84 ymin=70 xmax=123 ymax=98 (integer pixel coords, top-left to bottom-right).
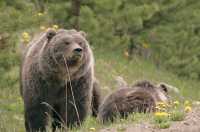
xmin=39 ymin=29 xmax=94 ymax=80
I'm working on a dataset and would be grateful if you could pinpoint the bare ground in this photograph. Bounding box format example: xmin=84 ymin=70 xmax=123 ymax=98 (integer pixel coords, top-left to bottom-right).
xmin=99 ymin=107 xmax=200 ymax=132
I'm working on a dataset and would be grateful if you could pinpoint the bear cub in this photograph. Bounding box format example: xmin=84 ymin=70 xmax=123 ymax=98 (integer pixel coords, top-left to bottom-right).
xmin=98 ymin=80 xmax=169 ymax=123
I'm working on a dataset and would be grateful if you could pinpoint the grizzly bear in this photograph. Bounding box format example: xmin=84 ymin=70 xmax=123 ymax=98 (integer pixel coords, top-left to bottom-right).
xmin=98 ymin=80 xmax=169 ymax=123
xmin=20 ymin=29 xmax=101 ymax=131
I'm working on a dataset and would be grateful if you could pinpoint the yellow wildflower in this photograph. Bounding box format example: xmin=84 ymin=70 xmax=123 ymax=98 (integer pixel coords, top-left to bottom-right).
xmin=89 ymin=127 xmax=96 ymax=131
xmin=37 ymin=12 xmax=43 ymax=16
xmin=184 ymin=106 xmax=192 ymax=113
xmin=22 ymin=32 xmax=30 ymax=43
xmin=155 ymin=112 xmax=169 ymax=117
xmin=53 ymin=24 xmax=59 ymax=30
xmin=155 ymin=105 xmax=161 ymax=110
xmin=161 ymin=104 xmax=166 ymax=108
xmin=173 ymin=101 xmax=180 ymax=106
xmin=22 ymin=32 xmax=29 ymax=38
xmin=142 ymin=42 xmax=149 ymax=49
xmin=40 ymin=26 xmax=46 ymax=31
xmin=157 ymin=102 xmax=165 ymax=106
xmin=156 ymin=102 xmax=167 ymax=108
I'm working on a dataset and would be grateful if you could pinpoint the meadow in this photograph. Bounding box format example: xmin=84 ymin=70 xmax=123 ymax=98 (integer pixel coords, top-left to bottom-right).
xmin=0 ymin=44 xmax=200 ymax=131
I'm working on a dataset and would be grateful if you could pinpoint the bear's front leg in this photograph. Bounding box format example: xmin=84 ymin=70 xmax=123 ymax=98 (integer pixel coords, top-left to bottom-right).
xmin=91 ymin=79 xmax=101 ymax=117
xmin=66 ymin=72 xmax=93 ymax=127
xmin=24 ymin=102 xmax=50 ymax=132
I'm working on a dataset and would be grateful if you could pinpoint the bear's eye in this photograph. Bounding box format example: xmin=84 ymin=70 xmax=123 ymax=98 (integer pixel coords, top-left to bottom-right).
xmin=79 ymin=42 xmax=83 ymax=46
xmin=64 ymin=42 xmax=70 ymax=45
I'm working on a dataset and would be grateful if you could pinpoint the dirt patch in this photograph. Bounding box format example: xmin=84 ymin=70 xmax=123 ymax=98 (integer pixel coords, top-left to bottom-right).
xmin=99 ymin=107 xmax=200 ymax=132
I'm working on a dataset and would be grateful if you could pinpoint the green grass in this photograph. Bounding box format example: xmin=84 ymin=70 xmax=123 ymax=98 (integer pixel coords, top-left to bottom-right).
xmin=0 ymin=46 xmax=200 ymax=131
xmin=170 ymin=110 xmax=185 ymax=121
xmin=94 ymin=46 xmax=200 ymax=100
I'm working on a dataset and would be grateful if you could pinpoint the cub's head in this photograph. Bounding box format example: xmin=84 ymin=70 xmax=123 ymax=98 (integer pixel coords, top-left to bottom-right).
xmin=40 ymin=29 xmax=93 ymax=79
xmin=155 ymin=82 xmax=169 ymax=103
xmin=132 ymin=80 xmax=169 ymax=103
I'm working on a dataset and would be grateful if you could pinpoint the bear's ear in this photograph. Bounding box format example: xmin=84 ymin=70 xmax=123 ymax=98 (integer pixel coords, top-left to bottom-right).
xmin=159 ymin=84 xmax=168 ymax=93
xmin=46 ymin=29 xmax=56 ymax=41
xmin=79 ymin=31 xmax=87 ymax=38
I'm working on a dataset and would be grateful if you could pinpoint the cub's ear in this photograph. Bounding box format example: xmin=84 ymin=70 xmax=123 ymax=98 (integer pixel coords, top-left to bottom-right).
xmin=79 ymin=31 xmax=87 ymax=38
xmin=46 ymin=29 xmax=56 ymax=41
xmin=159 ymin=84 xmax=168 ymax=93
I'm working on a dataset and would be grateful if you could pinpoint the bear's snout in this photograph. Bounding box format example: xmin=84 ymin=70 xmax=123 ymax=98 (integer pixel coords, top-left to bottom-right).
xmin=72 ymin=47 xmax=83 ymax=59
xmin=64 ymin=46 xmax=83 ymax=66
xmin=74 ymin=48 xmax=83 ymax=53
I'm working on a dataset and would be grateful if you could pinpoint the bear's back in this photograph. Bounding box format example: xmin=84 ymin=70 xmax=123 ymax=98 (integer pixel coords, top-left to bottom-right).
xmin=23 ymin=32 xmax=47 ymax=61
xmin=20 ymin=32 xmax=48 ymax=96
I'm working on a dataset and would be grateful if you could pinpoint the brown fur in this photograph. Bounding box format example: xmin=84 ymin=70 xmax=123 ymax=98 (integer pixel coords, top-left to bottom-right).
xmin=20 ymin=29 xmax=101 ymax=131
xmin=91 ymin=78 xmax=102 ymax=117
xmin=98 ymin=80 xmax=168 ymax=123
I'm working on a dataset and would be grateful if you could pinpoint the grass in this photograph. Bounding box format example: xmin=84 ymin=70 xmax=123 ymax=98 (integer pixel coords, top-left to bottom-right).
xmin=152 ymin=101 xmax=188 ymax=129
xmin=94 ymin=46 xmax=200 ymax=100
xmin=170 ymin=110 xmax=185 ymax=121
xmin=0 ymin=45 xmax=200 ymax=131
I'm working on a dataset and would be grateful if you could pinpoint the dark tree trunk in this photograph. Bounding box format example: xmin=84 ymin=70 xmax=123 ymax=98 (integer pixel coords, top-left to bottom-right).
xmin=71 ymin=0 xmax=81 ymax=30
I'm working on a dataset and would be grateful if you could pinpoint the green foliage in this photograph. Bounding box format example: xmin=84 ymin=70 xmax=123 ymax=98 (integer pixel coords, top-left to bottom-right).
xmin=47 ymin=1 xmax=71 ymax=26
xmin=0 ymin=0 xmax=51 ymax=90
xmin=76 ymin=0 xmax=200 ymax=80
xmin=0 ymin=0 xmax=50 ymax=48
xmin=0 ymin=52 xmax=20 ymax=89
xmin=135 ymin=0 xmax=200 ymax=80
xmin=1 ymin=0 xmax=200 ymax=80
xmin=156 ymin=121 xmax=171 ymax=129
xmin=170 ymin=110 xmax=185 ymax=121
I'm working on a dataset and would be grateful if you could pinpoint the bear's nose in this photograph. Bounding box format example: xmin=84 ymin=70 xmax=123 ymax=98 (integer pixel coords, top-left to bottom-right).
xmin=74 ymin=48 xmax=83 ymax=53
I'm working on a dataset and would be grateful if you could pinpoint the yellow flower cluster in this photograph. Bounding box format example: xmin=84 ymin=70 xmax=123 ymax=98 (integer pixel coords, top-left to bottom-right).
xmin=157 ymin=102 xmax=166 ymax=107
xmin=154 ymin=112 xmax=169 ymax=117
xmin=154 ymin=100 xmax=192 ymax=129
xmin=53 ymin=24 xmax=59 ymax=30
xmin=89 ymin=127 xmax=96 ymax=132
xmin=156 ymin=100 xmax=192 ymax=115
xmin=22 ymin=32 xmax=30 ymax=43
xmin=40 ymin=25 xmax=59 ymax=32
xmin=184 ymin=100 xmax=192 ymax=113
xmin=184 ymin=106 xmax=192 ymax=113
xmin=156 ymin=101 xmax=168 ymax=111
xmin=37 ymin=12 xmax=43 ymax=16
